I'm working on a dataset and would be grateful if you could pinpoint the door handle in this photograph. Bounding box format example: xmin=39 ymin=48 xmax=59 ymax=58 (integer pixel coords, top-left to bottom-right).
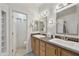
xmin=12 ymin=32 xmax=14 ymax=35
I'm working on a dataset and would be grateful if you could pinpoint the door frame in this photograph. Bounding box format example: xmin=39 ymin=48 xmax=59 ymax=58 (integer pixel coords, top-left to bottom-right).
xmin=10 ymin=9 xmax=28 ymax=56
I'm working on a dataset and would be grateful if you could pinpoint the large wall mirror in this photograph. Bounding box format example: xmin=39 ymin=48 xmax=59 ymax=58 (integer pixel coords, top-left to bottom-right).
xmin=64 ymin=14 xmax=78 ymax=35
xmin=32 ymin=9 xmax=48 ymax=33
xmin=56 ymin=4 xmax=78 ymax=35
xmin=32 ymin=17 xmax=47 ymax=33
xmin=56 ymin=16 xmax=78 ymax=35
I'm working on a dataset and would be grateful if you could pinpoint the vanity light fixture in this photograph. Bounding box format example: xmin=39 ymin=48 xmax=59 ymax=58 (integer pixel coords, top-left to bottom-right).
xmin=40 ymin=10 xmax=49 ymax=17
xmin=56 ymin=3 xmax=72 ymax=10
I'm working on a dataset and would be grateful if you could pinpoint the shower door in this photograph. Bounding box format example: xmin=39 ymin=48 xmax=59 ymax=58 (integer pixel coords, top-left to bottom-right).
xmin=12 ymin=11 xmax=27 ymax=56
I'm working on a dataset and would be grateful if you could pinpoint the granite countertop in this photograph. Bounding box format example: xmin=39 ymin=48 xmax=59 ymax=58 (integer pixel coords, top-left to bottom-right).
xmin=32 ymin=35 xmax=79 ymax=54
xmin=48 ymin=38 xmax=79 ymax=54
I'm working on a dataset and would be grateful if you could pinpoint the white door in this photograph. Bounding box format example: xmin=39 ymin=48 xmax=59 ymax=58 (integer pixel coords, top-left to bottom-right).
xmin=12 ymin=11 xmax=27 ymax=56
xmin=0 ymin=4 xmax=9 ymax=56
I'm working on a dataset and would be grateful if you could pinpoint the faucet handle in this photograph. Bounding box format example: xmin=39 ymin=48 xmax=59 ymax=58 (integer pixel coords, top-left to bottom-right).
xmin=65 ymin=37 xmax=69 ymax=40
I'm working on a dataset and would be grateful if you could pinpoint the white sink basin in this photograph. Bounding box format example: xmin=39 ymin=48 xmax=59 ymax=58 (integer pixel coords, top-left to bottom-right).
xmin=33 ymin=35 xmax=46 ymax=38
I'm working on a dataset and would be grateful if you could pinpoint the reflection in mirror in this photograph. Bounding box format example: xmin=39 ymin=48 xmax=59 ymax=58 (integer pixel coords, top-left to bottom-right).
xmin=32 ymin=20 xmax=39 ymax=32
xmin=56 ymin=19 xmax=64 ymax=34
xmin=39 ymin=21 xmax=44 ymax=32
xmin=56 ymin=5 xmax=78 ymax=35
xmin=56 ymin=15 xmax=78 ymax=35
xmin=65 ymin=14 xmax=78 ymax=35
xmin=39 ymin=17 xmax=47 ymax=33
xmin=32 ymin=17 xmax=47 ymax=33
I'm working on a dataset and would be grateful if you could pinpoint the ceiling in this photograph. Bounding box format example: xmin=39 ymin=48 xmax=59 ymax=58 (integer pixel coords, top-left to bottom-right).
xmin=6 ymin=3 xmax=57 ymax=11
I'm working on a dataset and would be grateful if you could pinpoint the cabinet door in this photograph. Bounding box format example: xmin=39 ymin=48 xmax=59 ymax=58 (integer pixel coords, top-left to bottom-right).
xmin=35 ymin=38 xmax=40 ymax=55
xmin=32 ymin=37 xmax=40 ymax=55
xmin=46 ymin=43 xmax=57 ymax=56
xmin=0 ymin=5 xmax=9 ymax=56
xmin=40 ymin=40 xmax=46 ymax=56
xmin=60 ymin=48 xmax=79 ymax=56
xmin=31 ymin=37 xmax=36 ymax=54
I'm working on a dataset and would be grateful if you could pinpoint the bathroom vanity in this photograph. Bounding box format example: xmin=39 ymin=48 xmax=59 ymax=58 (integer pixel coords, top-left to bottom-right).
xmin=31 ymin=35 xmax=79 ymax=56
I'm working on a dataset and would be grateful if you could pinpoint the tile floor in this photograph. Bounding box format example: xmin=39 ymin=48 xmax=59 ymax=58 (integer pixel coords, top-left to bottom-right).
xmin=15 ymin=48 xmax=26 ymax=56
xmin=15 ymin=47 xmax=36 ymax=56
xmin=24 ymin=52 xmax=36 ymax=56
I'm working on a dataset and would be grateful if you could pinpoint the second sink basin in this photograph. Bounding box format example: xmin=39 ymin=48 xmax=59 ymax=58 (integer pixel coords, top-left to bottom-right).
xmin=48 ymin=38 xmax=79 ymax=51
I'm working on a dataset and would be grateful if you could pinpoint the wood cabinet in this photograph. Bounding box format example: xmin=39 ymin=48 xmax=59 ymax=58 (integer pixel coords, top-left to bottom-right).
xmin=46 ymin=43 xmax=57 ymax=56
xmin=31 ymin=36 xmax=79 ymax=56
xmin=40 ymin=40 xmax=46 ymax=56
